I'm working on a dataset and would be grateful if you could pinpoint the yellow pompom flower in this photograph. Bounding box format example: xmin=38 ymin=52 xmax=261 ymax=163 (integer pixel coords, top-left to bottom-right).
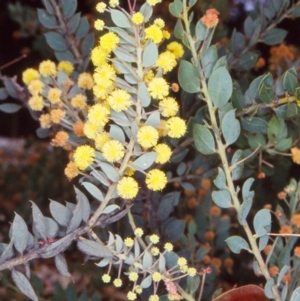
xmin=22 ymin=68 xmax=40 ymax=85
xmin=94 ymin=19 xmax=105 ymax=31
xmin=107 ymin=89 xmax=132 ymax=112
xmin=135 ymin=286 xmax=143 ymax=294
xmin=95 ymin=131 xmax=110 ymax=150
xmin=28 ymin=95 xmax=44 ymax=111
xmin=158 ymin=119 xmax=169 ymax=137
xmin=154 ymin=18 xmax=165 ymax=29
xmin=134 ymin=228 xmax=144 ymax=237
xmin=47 ymin=88 xmax=62 ymax=104
xmin=144 ymin=69 xmax=155 ymax=83
xmin=164 ymin=242 xmax=173 ymax=252
xmin=64 ymin=161 xmax=79 ymax=180
xmin=187 ymin=268 xmax=197 ymax=277
xmin=52 ymin=131 xmax=69 ymax=147
xmin=57 ymin=61 xmax=74 ymax=75
xmin=109 ymin=0 xmax=119 ymax=7
xmin=78 ymin=72 xmax=94 ymax=89
xmin=151 ymin=247 xmax=159 ymax=256
xmin=28 ymin=79 xmax=44 ymax=96
xmin=117 ymin=177 xmax=139 ymax=199
xmin=167 ymin=42 xmax=184 ymax=59
xmin=83 ymin=121 xmax=100 ymax=140
xmin=124 ymin=237 xmax=134 ymax=247
xmin=91 ymin=46 xmax=110 ymax=67
xmin=147 ymin=77 xmax=169 ymax=99
xmin=132 ymin=12 xmax=144 ymax=25
xmin=102 ymin=274 xmax=111 ymax=283
xmin=145 ymin=24 xmax=163 ymax=44
xmin=177 ymin=257 xmax=187 ymax=267
xmin=154 ymin=143 xmax=172 ymax=164
xmin=39 ymin=60 xmax=57 ymax=77
xmin=162 ymin=30 xmax=171 ymax=39
xmin=155 ymin=51 xmax=177 ymax=74
xmin=167 ymin=117 xmax=186 ymax=138
xmin=93 ymin=80 xmax=114 ymax=99
xmin=102 ymin=140 xmax=125 ymax=162
xmin=71 ymin=94 xmax=87 ymax=110
xmin=180 ymin=265 xmax=188 ymax=273
xmin=100 ymin=32 xmax=120 ymax=52
xmin=146 ymin=169 xmax=167 ymax=191
xmin=147 ymin=0 xmax=162 ymax=6
xmin=113 ymin=278 xmax=122 ymax=287
xmin=129 ymin=272 xmax=139 ymax=282
xmin=149 ymin=295 xmax=159 ymax=301
xmin=39 ymin=113 xmax=51 ymax=128
xmin=73 ymin=121 xmax=84 ymax=137
xmin=96 ymin=2 xmax=106 ymax=12
xmin=73 ymin=145 xmax=95 ymax=170
xmin=159 ymin=97 xmax=179 ymax=117
xmin=149 ymin=234 xmax=160 ymax=244
xmin=291 ymin=147 xmax=300 ymax=164
xmin=50 ymin=109 xmax=66 ymax=124
xmin=137 ymin=125 xmax=159 ymax=149
xmin=152 ymin=272 xmax=162 ymax=282
xmin=93 ymin=63 xmax=116 ymax=84
xmin=127 ymin=291 xmax=137 ymax=301
xmin=87 ymin=104 xmax=110 ymax=127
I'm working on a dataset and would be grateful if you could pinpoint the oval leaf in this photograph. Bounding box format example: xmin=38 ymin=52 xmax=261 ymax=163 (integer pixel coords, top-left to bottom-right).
xmin=226 ymin=236 xmax=250 ymax=254
xmin=178 ymin=60 xmax=200 ymax=93
xmin=221 ymin=109 xmax=240 ymax=145
xmin=193 ymin=124 xmax=215 ymax=155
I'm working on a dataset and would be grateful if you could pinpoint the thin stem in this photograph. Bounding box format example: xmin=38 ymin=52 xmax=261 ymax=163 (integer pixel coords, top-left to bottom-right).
xmin=197 ymin=273 xmax=206 ymax=301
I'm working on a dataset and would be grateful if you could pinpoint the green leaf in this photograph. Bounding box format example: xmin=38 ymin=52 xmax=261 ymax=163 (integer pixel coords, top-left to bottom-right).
xmin=226 ymin=236 xmax=250 ymax=254
xmin=143 ymin=251 xmax=153 ymax=269
xmin=77 ymin=239 xmax=112 ymax=258
xmin=263 ymin=28 xmax=287 ymax=45
xmin=264 ymin=278 xmax=275 ymax=299
xmin=188 ymin=219 xmax=197 ymax=236
xmin=62 ymin=0 xmax=77 ymax=18
xmin=187 ymin=275 xmax=201 ymax=295
xmin=157 ymin=192 xmax=180 ymax=221
xmin=232 ymin=30 xmax=245 ymax=54
xmin=242 ymin=178 xmax=254 ymax=202
xmin=75 ymin=17 xmax=89 ymax=39
xmin=169 ymin=0 xmax=183 ymax=17
xmin=253 ymin=209 xmax=271 ymax=237
xmin=43 ymin=0 xmax=55 ymax=15
xmin=241 ymin=117 xmax=268 ymax=134
xmin=259 ymin=83 xmax=275 ymax=103
xmin=12 ymin=213 xmax=29 ymax=253
xmin=0 ymin=88 xmax=8 ymax=100
xmin=231 ymin=86 xmax=244 ymax=112
xmin=143 ymin=42 xmax=158 ymax=67
xmin=291 ymin=6 xmax=300 ymax=18
xmin=0 ymin=103 xmax=21 ymax=113
xmin=247 ymin=132 xmax=266 ymax=151
xmin=162 ymin=218 xmax=185 ymax=242
xmin=195 ymin=19 xmax=206 ymax=41
xmin=44 ymin=32 xmax=68 ymax=51
xmin=178 ymin=60 xmax=200 ymax=93
xmin=99 ymin=162 xmax=120 ymax=182
xmin=286 ymin=102 xmax=298 ymax=118
xmin=55 ymin=50 xmax=75 ymax=63
xmin=238 ymin=197 xmax=252 ymax=225
xmin=110 ymin=9 xmax=131 ymax=28
xmin=231 ymin=149 xmax=244 ymax=180
xmin=49 ymin=200 xmax=72 ymax=227
xmin=213 ymin=56 xmax=227 ymax=72
xmin=81 ymin=182 xmax=104 ymax=202
xmin=193 ymin=124 xmax=215 ymax=155
xmin=267 ymin=116 xmax=287 ymax=143
xmin=109 ymin=124 xmax=125 ymax=143
xmin=221 ymin=109 xmax=240 ymax=145
xmin=212 ymin=189 xmax=232 ymax=208
xmin=275 ymin=137 xmax=292 ymax=152
xmin=214 ymin=168 xmax=227 ymax=190
xmin=140 ymin=2 xmax=153 ymax=21
xmin=81 ymin=32 xmax=94 ymax=56
xmin=37 ymin=9 xmax=57 ymax=28
xmin=138 ymin=82 xmax=151 ymax=107
xmin=12 ymin=270 xmax=38 ymax=301
xmin=68 ymin=12 xmax=81 ymax=34
xmin=132 ymin=152 xmax=157 ymax=170
xmin=235 ymin=52 xmax=259 ymax=70
xmin=140 ymin=275 xmax=152 ymax=288
xmin=291 ymin=287 xmax=300 ymax=301
xmin=174 ymin=19 xmax=184 ymax=39
xmin=283 ymin=68 xmax=298 ymax=94
xmin=145 ymin=111 xmax=160 ymax=127
xmin=201 ymin=45 xmax=218 ymax=78
xmin=208 ymin=67 xmax=232 ymax=108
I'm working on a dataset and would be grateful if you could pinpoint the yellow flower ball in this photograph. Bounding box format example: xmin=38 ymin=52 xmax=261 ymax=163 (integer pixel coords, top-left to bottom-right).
xmin=71 ymin=94 xmax=87 ymax=110
xmin=93 ymin=63 xmax=116 ymax=84
xmin=100 ymin=32 xmax=120 ymax=52
xmin=73 ymin=145 xmax=95 ymax=170
xmin=150 ymin=247 xmax=160 ymax=256
xmin=152 ymin=272 xmax=162 ymax=282
xmin=137 ymin=125 xmax=159 ymax=149
xmin=109 ymin=0 xmax=119 ymax=8
xmin=39 ymin=60 xmax=57 ymax=77
xmin=87 ymin=104 xmax=110 ymax=128
xmin=28 ymin=95 xmax=44 ymax=111
xmin=96 ymin=2 xmax=106 ymax=13
xmin=167 ymin=42 xmax=184 ymax=59
xmin=154 ymin=143 xmax=172 ymax=164
xmin=124 ymin=237 xmax=134 ymax=247
xmin=144 ymin=24 xmax=163 ymax=44
xmin=64 ymin=161 xmax=79 ymax=180
xmin=127 ymin=291 xmax=137 ymax=301
xmin=102 ymin=140 xmax=125 ymax=162
xmin=102 ymin=274 xmax=111 ymax=283
xmin=107 ymin=89 xmax=132 ymax=112
xmin=78 ymin=72 xmax=94 ymax=89
xmin=149 ymin=234 xmax=160 ymax=244
xmin=50 ymin=109 xmax=66 ymax=124
xmin=147 ymin=0 xmax=162 ymax=7
xmin=164 ymin=242 xmax=173 ymax=252
xmin=146 ymin=169 xmax=167 ymax=191
xmin=167 ymin=117 xmax=186 ymax=138
xmin=154 ymin=18 xmax=165 ymax=29
xmin=95 ymin=19 xmax=105 ymax=31
xmin=132 ymin=12 xmax=144 ymax=25
xmin=83 ymin=121 xmax=100 ymax=140
xmin=47 ymin=87 xmax=62 ymax=104
xmin=91 ymin=46 xmax=111 ymax=67
xmin=149 ymin=295 xmax=159 ymax=301
xmin=57 ymin=60 xmax=74 ymax=75
xmin=22 ymin=68 xmax=40 ymax=85
xmin=28 ymin=79 xmax=44 ymax=95
xmin=128 ymin=272 xmax=139 ymax=282
xmin=187 ymin=267 xmax=197 ymax=277
xmin=95 ymin=131 xmax=110 ymax=151
xmin=159 ymin=97 xmax=179 ymax=117
xmin=39 ymin=113 xmax=51 ymax=128
xmin=147 ymin=77 xmax=169 ymax=100
xmin=155 ymin=51 xmax=177 ymax=74
xmin=113 ymin=278 xmax=122 ymax=287
xmin=177 ymin=257 xmax=187 ymax=267
xmin=117 ymin=177 xmax=139 ymax=199
xmin=134 ymin=228 xmax=144 ymax=237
